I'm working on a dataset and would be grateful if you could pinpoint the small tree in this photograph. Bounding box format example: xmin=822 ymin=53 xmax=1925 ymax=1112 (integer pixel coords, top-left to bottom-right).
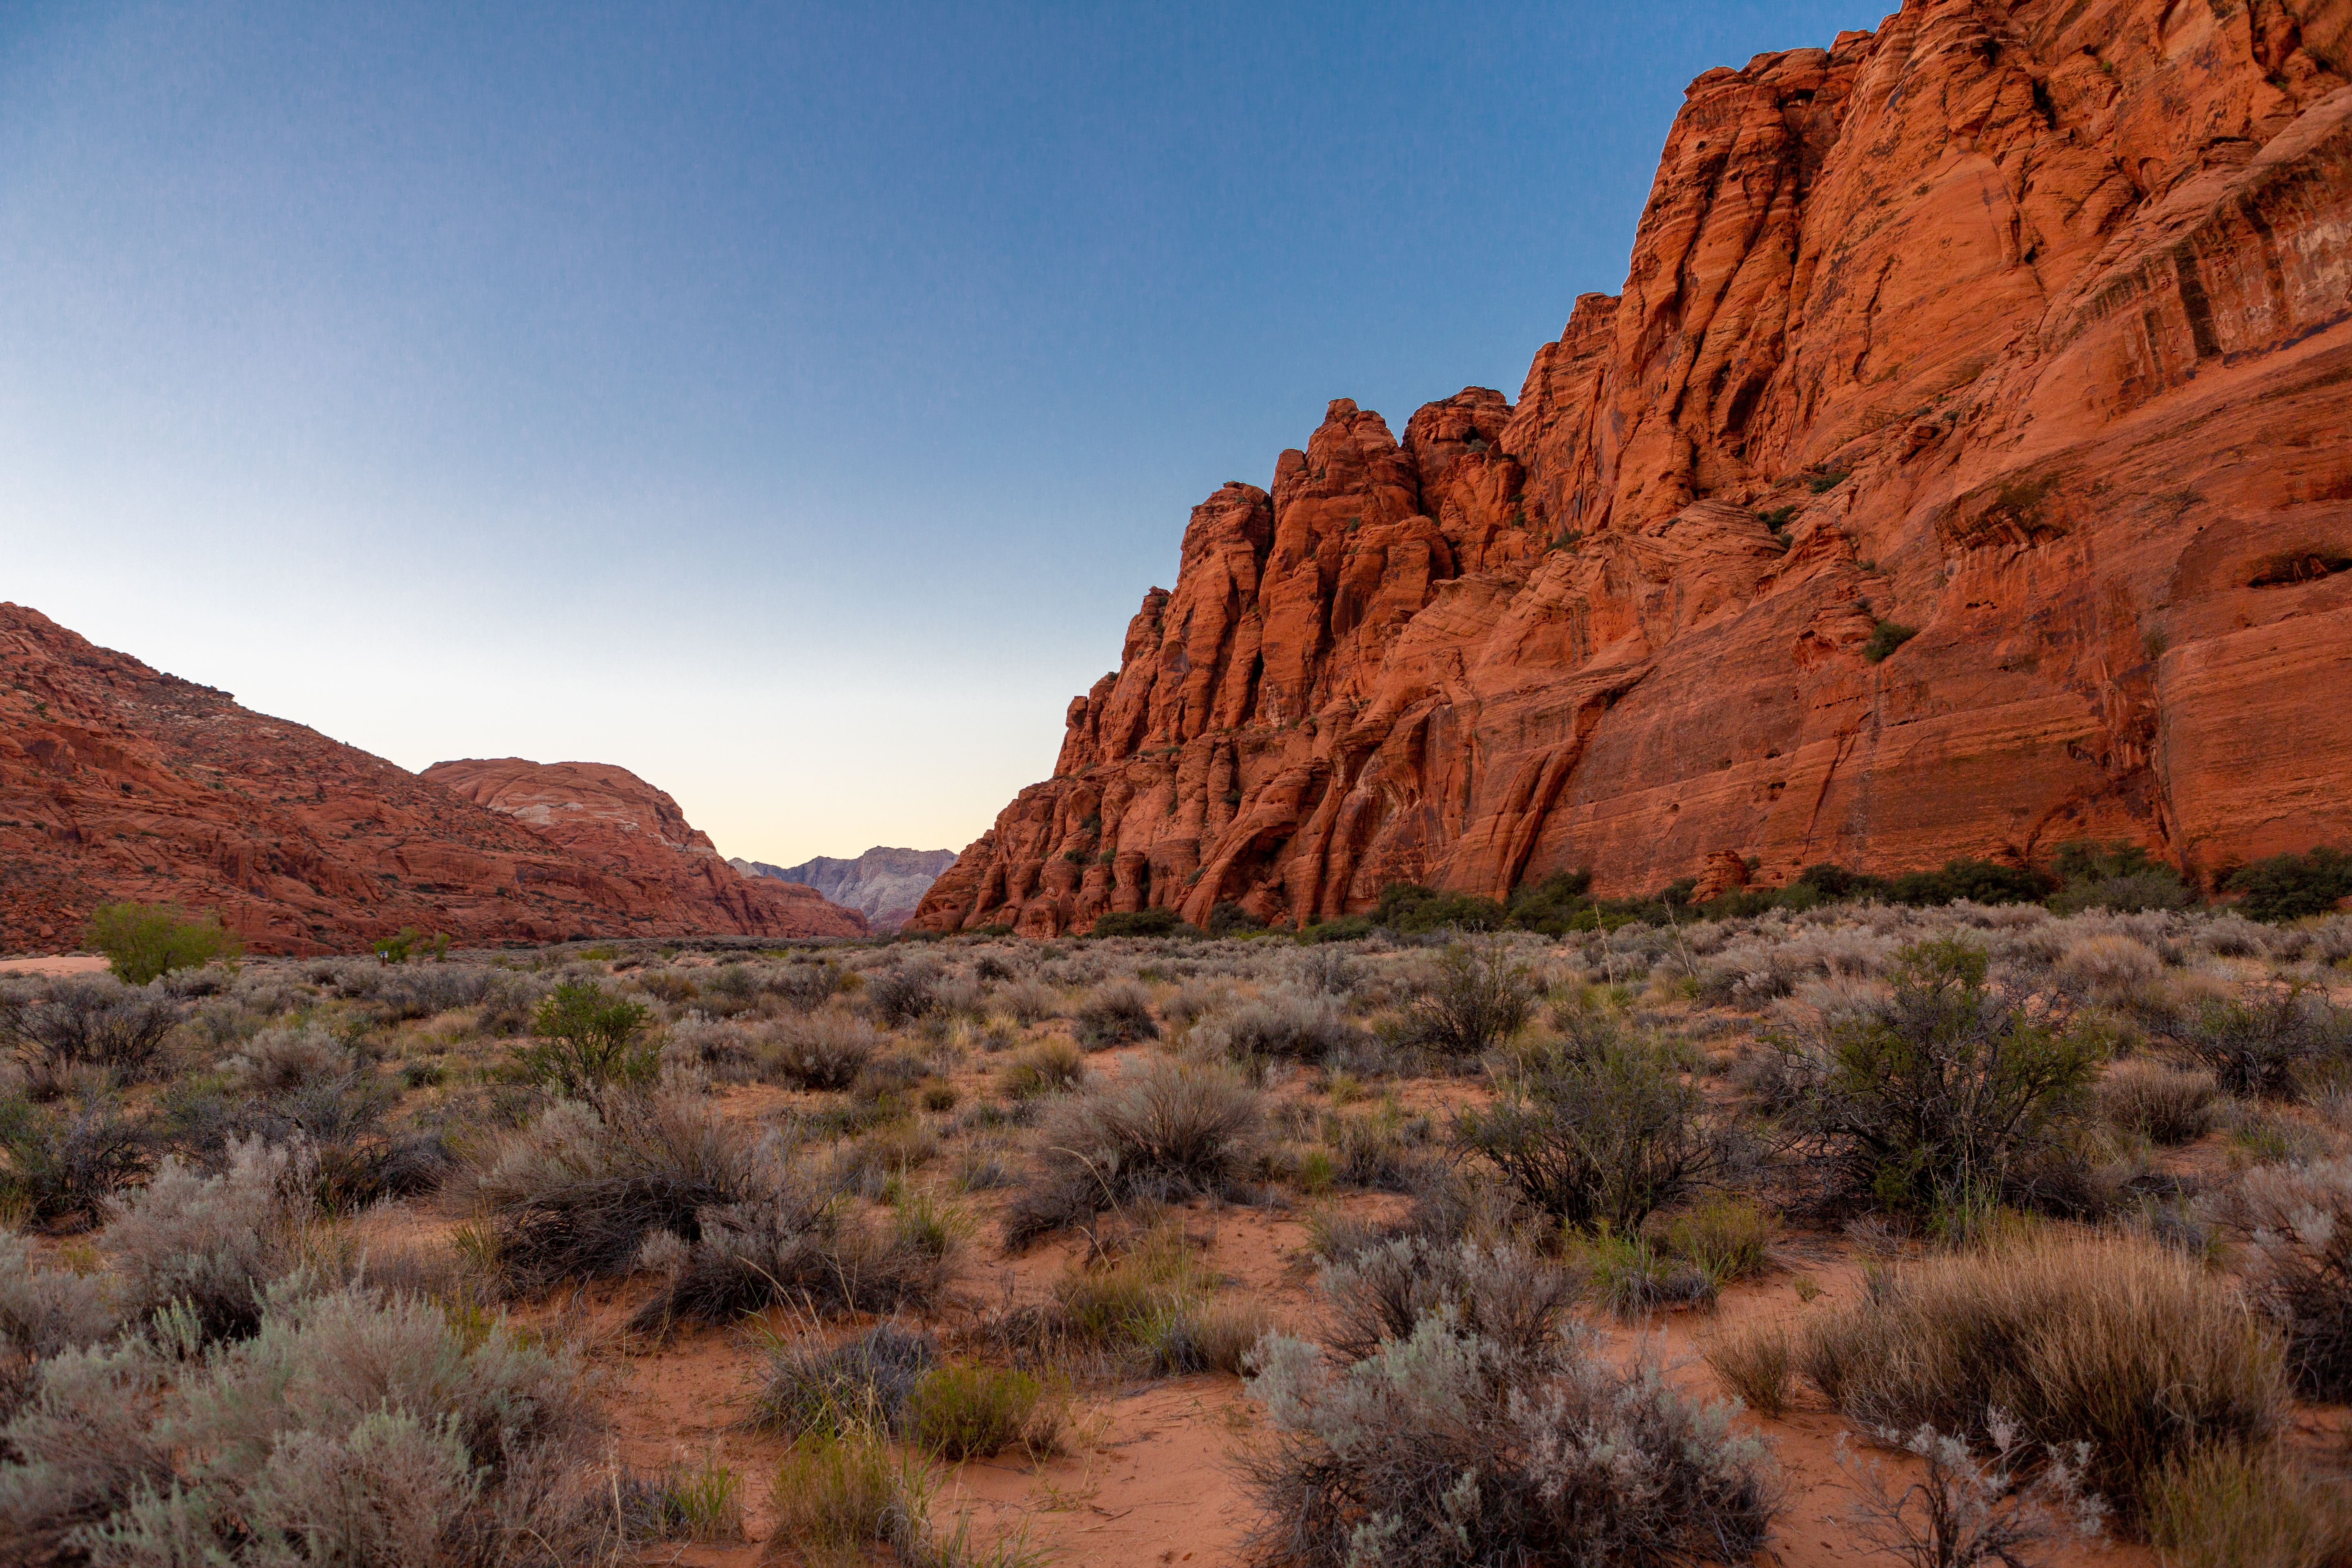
xmin=520 ymin=982 xmax=653 ymax=1099
xmin=82 ymin=902 xmax=241 ymax=984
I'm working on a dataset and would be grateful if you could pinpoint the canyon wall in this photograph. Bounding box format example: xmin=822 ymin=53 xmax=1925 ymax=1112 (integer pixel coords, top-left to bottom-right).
xmin=0 ymin=605 xmax=865 ymax=953
xmin=917 ymin=0 xmax=2352 ymax=936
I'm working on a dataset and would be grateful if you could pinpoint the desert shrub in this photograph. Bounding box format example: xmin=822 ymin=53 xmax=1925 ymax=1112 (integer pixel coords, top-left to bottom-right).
xmin=2168 ymin=988 xmax=2348 ymax=1098
xmin=1773 ymin=935 xmax=2103 ymax=1212
xmin=1002 ymin=1060 xmax=1263 ymax=1249
xmin=2054 ymin=933 xmax=2161 ymax=1003
xmin=1293 ymin=947 xmax=1361 ymax=999
xmin=156 ymin=1056 xmax=431 ymax=1212
xmin=0 ymin=976 xmax=181 ymax=1082
xmin=1162 ymin=978 xmax=1235 ymax=1027
xmin=517 ymin=982 xmax=653 ymax=1099
xmin=615 ymin=1455 xmax=743 ymax=1544
xmin=1193 ymin=991 xmax=1362 ymax=1070
xmin=1455 ymin=1030 xmax=1729 ymax=1233
xmin=0 ymin=1281 xmax=601 ymax=1567
xmin=1320 ymin=1103 xmax=1431 ymax=1191
xmin=1074 ymin=979 xmax=1159 ymax=1049
xmin=906 ymin=1365 xmax=1046 ymax=1459
xmin=628 ymin=1185 xmax=950 ymax=1334
xmin=1585 ymin=1230 xmax=1716 ymax=1319
xmin=0 ymin=1230 xmax=115 ymax=1364
xmin=370 ymin=963 xmax=502 ymax=1021
xmin=2047 ymin=841 xmax=2194 ymax=916
xmin=220 ymin=1021 xmax=349 ymax=1093
xmin=1394 ymin=938 xmax=1539 ymax=1058
xmin=1798 ymin=1231 xmax=2282 ymax=1511
xmin=1241 ymin=1312 xmax=1776 ymax=1568
xmin=1087 ymin=907 xmax=1193 ymax=938
xmin=661 ymin=1013 xmax=760 ymax=1087
xmin=996 ymin=1038 xmax=1084 ymax=1100
xmin=0 ymin=1092 xmax=149 ymax=1228
xmin=1374 ymin=882 xmax=1508 ymax=933
xmin=2225 ymin=846 xmax=2352 ymax=922
xmin=1841 ymin=1412 xmax=2107 ymax=1568
xmin=1661 ymin=1194 xmax=1775 ymax=1283
xmin=766 ymin=1430 xmax=934 ymax=1566
xmin=748 ymin=1322 xmax=938 ymax=1438
xmin=100 ymin=1136 xmax=313 ymax=1344
xmin=1319 ymin=1237 xmax=1577 ymax=1362
xmin=865 ymin=960 xmax=943 ymax=1027
xmin=1701 ymin=1321 xmax=1793 ymax=1417
xmin=462 ymin=1099 xmax=773 ymax=1293
xmin=761 ymin=1010 xmax=883 ymax=1091
xmin=996 ymin=976 xmax=1059 ymax=1025
xmin=2145 ymin=1443 xmax=2352 ymax=1568
xmin=2223 ymin=1156 xmax=2352 ymax=1399
xmin=2095 ymin=1060 xmax=2218 ymax=1145
xmin=81 ymin=901 xmax=242 ymax=985
xmin=767 ymin=958 xmax=845 ymax=1011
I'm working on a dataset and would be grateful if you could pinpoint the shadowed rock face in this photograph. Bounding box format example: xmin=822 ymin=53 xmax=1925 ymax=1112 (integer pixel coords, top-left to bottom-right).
xmin=0 ymin=605 xmax=866 ymax=953
xmin=732 ymin=847 xmax=959 ymax=931
xmin=918 ymin=0 xmax=2352 ymax=938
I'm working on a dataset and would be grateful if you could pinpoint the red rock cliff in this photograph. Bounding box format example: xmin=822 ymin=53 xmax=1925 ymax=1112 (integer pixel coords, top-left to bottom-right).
xmin=917 ymin=0 xmax=2352 ymax=936
xmin=0 ymin=605 xmax=865 ymax=952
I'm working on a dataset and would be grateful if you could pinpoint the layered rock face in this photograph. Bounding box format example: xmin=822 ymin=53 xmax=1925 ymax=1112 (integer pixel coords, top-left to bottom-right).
xmin=917 ymin=0 xmax=2352 ymax=936
xmin=422 ymin=759 xmax=869 ymax=940
xmin=734 ymin=846 xmax=960 ymax=931
xmin=0 ymin=605 xmax=865 ymax=953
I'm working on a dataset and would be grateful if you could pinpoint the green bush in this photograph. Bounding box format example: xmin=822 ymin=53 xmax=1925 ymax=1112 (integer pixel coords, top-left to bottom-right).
xmin=1396 ymin=939 xmax=1538 ymax=1058
xmin=1779 ymin=935 xmax=2103 ymax=1211
xmin=2048 ymin=840 xmax=2194 ymax=914
xmin=1862 ymin=620 xmax=1918 ymax=662
xmin=80 ymin=902 xmax=241 ymax=985
xmin=518 ymin=981 xmax=653 ymax=1098
xmin=1087 ymin=908 xmax=1193 ymax=938
xmin=1375 ymin=882 xmax=1507 ymax=933
xmin=1455 ymin=1027 xmax=1728 ymax=1233
xmin=2225 ymin=846 xmax=2352 ymax=922
xmin=907 ymin=1365 xmax=1044 ymax=1459
xmin=2170 ymin=988 xmax=2348 ymax=1099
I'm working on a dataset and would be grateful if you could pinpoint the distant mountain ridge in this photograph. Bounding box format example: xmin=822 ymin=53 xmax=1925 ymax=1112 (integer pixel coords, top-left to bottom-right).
xmin=733 ymin=846 xmax=958 ymax=931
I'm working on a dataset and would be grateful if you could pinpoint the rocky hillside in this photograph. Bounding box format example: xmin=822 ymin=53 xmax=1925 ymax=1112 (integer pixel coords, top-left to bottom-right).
xmin=917 ymin=0 xmax=2352 ymax=936
xmin=733 ymin=846 xmax=958 ymax=931
xmin=0 ymin=605 xmax=865 ymax=953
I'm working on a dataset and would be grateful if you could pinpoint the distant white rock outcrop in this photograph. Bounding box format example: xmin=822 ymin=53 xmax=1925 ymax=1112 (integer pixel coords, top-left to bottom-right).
xmin=730 ymin=846 xmax=958 ymax=931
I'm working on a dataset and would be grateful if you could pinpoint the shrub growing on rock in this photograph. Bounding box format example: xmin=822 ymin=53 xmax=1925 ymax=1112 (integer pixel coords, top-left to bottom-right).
xmin=2224 ymin=846 xmax=2352 ymax=922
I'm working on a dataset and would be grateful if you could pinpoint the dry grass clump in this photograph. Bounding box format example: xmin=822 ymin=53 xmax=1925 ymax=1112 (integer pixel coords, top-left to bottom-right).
xmin=2055 ymin=933 xmax=2162 ymax=1003
xmin=906 ymin=1364 xmax=1055 ymax=1459
xmin=2144 ymin=1443 xmax=2352 ymax=1568
xmin=1701 ymin=1320 xmax=1794 ymax=1416
xmin=1241 ymin=1310 xmax=1776 ymax=1568
xmin=1799 ymin=1230 xmax=2282 ymax=1512
xmin=1191 ymin=990 xmax=1362 ymax=1068
xmin=1002 ymin=1059 xmax=1264 ymax=1249
xmin=2223 ymin=1156 xmax=2352 ymax=1399
xmin=461 ymin=1098 xmax=773 ymax=1292
xmin=0 ymin=1282 xmax=603 ymax=1567
xmin=2095 ymin=1058 xmax=2218 ymax=1145
xmin=1317 ymin=1236 xmax=1577 ymax=1361
xmin=1073 ymin=979 xmax=1159 ymax=1049
xmin=627 ymin=1183 xmax=952 ymax=1335
xmin=994 ymin=1038 xmax=1084 ymax=1100
xmin=995 ymin=976 xmax=1059 ymax=1026
xmin=759 ymin=1011 xmax=884 ymax=1091
xmin=749 ymin=1321 xmax=939 ymax=1438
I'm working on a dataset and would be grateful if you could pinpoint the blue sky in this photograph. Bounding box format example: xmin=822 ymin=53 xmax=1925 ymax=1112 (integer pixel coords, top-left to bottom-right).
xmin=2 ymin=1 xmax=1888 ymax=864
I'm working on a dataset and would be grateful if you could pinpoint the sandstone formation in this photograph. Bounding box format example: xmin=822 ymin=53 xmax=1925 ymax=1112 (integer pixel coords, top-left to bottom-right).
xmin=733 ymin=846 xmax=960 ymax=931
xmin=0 ymin=605 xmax=865 ymax=953
xmin=422 ymin=759 xmax=869 ymax=940
xmin=918 ymin=0 xmax=2352 ymax=936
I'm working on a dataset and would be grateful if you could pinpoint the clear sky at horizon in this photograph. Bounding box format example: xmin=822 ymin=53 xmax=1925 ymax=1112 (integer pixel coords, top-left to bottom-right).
xmin=3 ymin=0 xmax=1890 ymax=866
